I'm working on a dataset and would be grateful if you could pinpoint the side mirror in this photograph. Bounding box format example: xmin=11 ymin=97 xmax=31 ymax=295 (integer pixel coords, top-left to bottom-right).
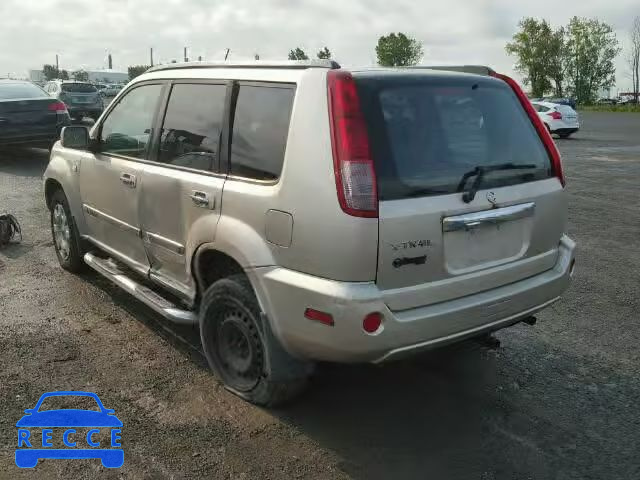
xmin=60 ymin=126 xmax=89 ymax=150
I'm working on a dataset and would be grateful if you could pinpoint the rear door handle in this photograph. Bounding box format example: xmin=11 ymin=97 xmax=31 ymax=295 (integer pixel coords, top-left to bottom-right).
xmin=189 ymin=191 xmax=214 ymax=209
xmin=119 ymin=173 xmax=137 ymax=188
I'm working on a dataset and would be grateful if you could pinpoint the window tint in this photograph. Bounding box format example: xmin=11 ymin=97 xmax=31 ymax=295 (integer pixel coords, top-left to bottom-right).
xmin=230 ymin=85 xmax=294 ymax=180
xmin=356 ymin=77 xmax=552 ymax=200
xmin=62 ymin=83 xmax=97 ymax=93
xmin=157 ymin=83 xmax=226 ymax=171
xmin=0 ymin=82 xmax=47 ymax=100
xmin=100 ymin=84 xmax=162 ymax=159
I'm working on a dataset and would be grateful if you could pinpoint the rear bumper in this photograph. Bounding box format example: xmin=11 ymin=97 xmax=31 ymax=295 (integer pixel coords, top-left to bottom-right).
xmin=250 ymin=235 xmax=576 ymax=364
xmin=67 ymin=107 xmax=103 ymax=117
xmin=0 ymin=131 xmax=63 ymax=147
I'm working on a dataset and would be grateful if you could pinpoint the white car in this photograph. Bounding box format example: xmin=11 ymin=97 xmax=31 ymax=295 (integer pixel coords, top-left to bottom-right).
xmin=531 ymin=101 xmax=579 ymax=138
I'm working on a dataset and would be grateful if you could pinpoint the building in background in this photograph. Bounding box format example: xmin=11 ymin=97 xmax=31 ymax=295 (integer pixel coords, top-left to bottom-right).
xmin=28 ymin=68 xmax=128 ymax=84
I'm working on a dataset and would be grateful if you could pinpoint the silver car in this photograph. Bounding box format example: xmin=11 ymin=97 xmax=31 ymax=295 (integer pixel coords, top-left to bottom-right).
xmin=43 ymin=61 xmax=576 ymax=406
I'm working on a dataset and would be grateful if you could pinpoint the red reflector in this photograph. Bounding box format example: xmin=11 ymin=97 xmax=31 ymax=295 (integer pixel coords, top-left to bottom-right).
xmin=304 ymin=308 xmax=334 ymax=326
xmin=490 ymin=72 xmax=565 ymax=187
xmin=48 ymin=101 xmax=67 ymax=112
xmin=548 ymin=111 xmax=562 ymax=120
xmin=327 ymin=70 xmax=378 ymax=218
xmin=362 ymin=312 xmax=383 ymax=334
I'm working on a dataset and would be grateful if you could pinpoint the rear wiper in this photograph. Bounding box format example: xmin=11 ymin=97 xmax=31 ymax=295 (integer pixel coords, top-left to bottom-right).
xmin=457 ymin=163 xmax=538 ymax=203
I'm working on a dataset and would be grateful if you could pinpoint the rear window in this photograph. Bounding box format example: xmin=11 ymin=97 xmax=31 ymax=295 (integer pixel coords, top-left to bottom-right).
xmin=0 ymin=82 xmax=47 ymax=99
xmin=355 ymin=76 xmax=553 ymax=201
xmin=62 ymin=83 xmax=97 ymax=93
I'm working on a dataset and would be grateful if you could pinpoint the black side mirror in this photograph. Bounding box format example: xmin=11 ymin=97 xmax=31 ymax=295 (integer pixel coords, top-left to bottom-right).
xmin=60 ymin=126 xmax=89 ymax=150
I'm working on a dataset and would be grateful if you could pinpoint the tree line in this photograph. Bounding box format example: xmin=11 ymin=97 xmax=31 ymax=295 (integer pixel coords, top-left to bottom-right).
xmin=505 ymin=16 xmax=638 ymax=104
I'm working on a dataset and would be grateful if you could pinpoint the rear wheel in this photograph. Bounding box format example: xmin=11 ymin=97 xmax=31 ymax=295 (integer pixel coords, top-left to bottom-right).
xmin=49 ymin=189 xmax=85 ymax=272
xmin=199 ymin=274 xmax=312 ymax=406
xmin=558 ymin=132 xmax=572 ymax=139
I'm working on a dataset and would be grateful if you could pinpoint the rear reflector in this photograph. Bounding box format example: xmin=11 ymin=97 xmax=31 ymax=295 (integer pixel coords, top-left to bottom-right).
xmin=490 ymin=72 xmax=565 ymax=187
xmin=362 ymin=312 xmax=383 ymax=334
xmin=304 ymin=308 xmax=334 ymax=326
xmin=548 ymin=111 xmax=562 ymax=120
xmin=327 ymin=70 xmax=378 ymax=218
xmin=48 ymin=101 xmax=68 ymax=113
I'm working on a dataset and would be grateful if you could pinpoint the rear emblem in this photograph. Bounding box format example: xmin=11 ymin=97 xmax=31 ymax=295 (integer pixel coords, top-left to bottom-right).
xmin=486 ymin=191 xmax=497 ymax=206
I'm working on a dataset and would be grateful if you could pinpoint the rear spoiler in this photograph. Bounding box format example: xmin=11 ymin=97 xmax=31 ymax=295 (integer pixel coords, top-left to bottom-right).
xmin=407 ymin=65 xmax=496 ymax=76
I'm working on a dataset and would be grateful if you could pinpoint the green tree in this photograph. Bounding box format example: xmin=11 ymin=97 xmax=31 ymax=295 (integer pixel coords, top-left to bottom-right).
xmin=317 ymin=47 xmax=331 ymax=59
xmin=288 ymin=48 xmax=309 ymax=60
xmin=128 ymin=65 xmax=150 ymax=81
xmin=564 ymin=17 xmax=620 ymax=104
xmin=42 ymin=64 xmax=59 ymax=81
xmin=72 ymin=70 xmax=89 ymax=81
xmin=505 ymin=18 xmax=557 ymax=97
xmin=375 ymin=33 xmax=423 ymax=67
xmin=59 ymin=70 xmax=69 ymax=80
xmin=627 ymin=16 xmax=640 ymax=103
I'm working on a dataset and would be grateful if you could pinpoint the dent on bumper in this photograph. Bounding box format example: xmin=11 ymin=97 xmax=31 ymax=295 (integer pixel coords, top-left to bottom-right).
xmin=250 ymin=235 xmax=576 ymax=364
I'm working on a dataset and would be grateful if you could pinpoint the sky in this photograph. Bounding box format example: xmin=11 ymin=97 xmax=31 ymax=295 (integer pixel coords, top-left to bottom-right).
xmin=1 ymin=0 xmax=638 ymax=91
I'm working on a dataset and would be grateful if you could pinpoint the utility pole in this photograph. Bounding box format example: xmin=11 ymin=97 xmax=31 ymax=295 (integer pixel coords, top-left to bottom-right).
xmin=55 ymin=54 xmax=59 ymax=72
xmin=108 ymin=53 xmax=113 ymax=69
xmin=224 ymin=48 xmax=230 ymax=60
xmin=184 ymin=47 xmax=188 ymax=62
xmin=150 ymin=47 xmax=154 ymax=67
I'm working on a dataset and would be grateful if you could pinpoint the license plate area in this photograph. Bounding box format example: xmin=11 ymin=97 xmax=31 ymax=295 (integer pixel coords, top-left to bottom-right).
xmin=443 ymin=203 xmax=534 ymax=274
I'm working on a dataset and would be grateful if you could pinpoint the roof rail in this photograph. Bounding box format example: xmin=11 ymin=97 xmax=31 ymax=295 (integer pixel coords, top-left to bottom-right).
xmin=408 ymin=65 xmax=496 ymax=76
xmin=146 ymin=59 xmax=341 ymax=74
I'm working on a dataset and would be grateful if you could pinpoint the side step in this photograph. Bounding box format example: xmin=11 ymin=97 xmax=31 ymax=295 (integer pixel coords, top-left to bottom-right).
xmin=84 ymin=253 xmax=197 ymax=324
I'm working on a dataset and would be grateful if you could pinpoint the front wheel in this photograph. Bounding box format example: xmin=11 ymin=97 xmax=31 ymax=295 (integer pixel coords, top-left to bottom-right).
xmin=199 ymin=274 xmax=312 ymax=406
xmin=49 ymin=189 xmax=85 ymax=272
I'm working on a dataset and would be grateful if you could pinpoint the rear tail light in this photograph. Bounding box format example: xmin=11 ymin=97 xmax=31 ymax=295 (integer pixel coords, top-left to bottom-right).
xmin=548 ymin=111 xmax=563 ymax=120
xmin=327 ymin=70 xmax=378 ymax=218
xmin=48 ymin=101 xmax=67 ymax=113
xmin=490 ymin=72 xmax=565 ymax=187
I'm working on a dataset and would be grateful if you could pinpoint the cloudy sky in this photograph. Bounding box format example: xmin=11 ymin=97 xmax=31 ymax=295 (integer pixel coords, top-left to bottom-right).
xmin=1 ymin=0 xmax=638 ymax=90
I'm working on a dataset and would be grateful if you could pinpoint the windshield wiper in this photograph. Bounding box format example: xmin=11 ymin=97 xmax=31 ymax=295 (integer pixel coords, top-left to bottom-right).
xmin=457 ymin=163 xmax=538 ymax=203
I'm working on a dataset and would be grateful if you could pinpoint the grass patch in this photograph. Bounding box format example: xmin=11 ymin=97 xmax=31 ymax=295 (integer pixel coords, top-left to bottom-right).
xmin=578 ymin=104 xmax=640 ymax=113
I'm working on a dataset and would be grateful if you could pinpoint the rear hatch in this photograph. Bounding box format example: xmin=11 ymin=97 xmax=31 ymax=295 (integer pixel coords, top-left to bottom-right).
xmin=355 ymin=72 xmax=566 ymax=311
xmin=61 ymin=83 xmax=100 ymax=106
xmin=555 ymin=104 xmax=579 ymax=127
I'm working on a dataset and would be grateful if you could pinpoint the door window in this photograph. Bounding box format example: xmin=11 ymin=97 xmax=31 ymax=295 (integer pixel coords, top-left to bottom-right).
xmin=230 ymin=84 xmax=295 ymax=180
xmin=157 ymin=83 xmax=227 ymax=171
xmin=99 ymin=84 xmax=162 ymax=159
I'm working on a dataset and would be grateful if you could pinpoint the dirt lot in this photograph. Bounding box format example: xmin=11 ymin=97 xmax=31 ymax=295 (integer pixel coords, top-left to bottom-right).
xmin=1 ymin=112 xmax=639 ymax=479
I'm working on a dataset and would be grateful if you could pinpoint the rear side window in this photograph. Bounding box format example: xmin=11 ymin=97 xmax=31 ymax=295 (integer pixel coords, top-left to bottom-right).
xmin=230 ymin=84 xmax=295 ymax=180
xmin=157 ymin=83 xmax=227 ymax=171
xmin=356 ymin=77 xmax=552 ymax=200
xmin=62 ymin=83 xmax=97 ymax=93
xmin=0 ymin=83 xmax=47 ymax=99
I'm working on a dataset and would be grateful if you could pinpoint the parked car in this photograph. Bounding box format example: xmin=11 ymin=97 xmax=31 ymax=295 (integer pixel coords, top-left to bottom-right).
xmin=0 ymin=79 xmax=70 ymax=149
xmin=44 ymin=80 xmax=103 ymax=122
xmin=44 ymin=61 xmax=575 ymax=406
xmin=596 ymin=98 xmax=617 ymax=105
xmin=543 ymin=97 xmax=576 ymax=109
xmin=103 ymin=84 xmax=124 ymax=97
xmin=531 ymin=101 xmax=580 ymax=138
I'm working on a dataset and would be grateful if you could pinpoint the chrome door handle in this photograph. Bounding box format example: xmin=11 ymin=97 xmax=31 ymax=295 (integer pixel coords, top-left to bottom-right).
xmin=189 ymin=191 xmax=213 ymax=209
xmin=119 ymin=173 xmax=137 ymax=188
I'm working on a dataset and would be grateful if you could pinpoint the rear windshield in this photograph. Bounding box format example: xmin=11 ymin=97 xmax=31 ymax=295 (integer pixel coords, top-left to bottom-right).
xmin=0 ymin=82 xmax=47 ymax=99
xmin=62 ymin=83 xmax=97 ymax=93
xmin=355 ymin=75 xmax=553 ymax=201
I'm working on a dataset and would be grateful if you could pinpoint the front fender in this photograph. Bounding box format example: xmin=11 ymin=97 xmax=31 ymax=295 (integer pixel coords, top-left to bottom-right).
xmin=44 ymin=144 xmax=88 ymax=236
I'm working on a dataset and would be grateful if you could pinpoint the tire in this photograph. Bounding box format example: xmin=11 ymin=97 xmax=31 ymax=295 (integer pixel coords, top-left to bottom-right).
xmin=199 ymin=274 xmax=313 ymax=406
xmin=559 ymin=132 xmax=572 ymax=139
xmin=49 ymin=189 xmax=85 ymax=272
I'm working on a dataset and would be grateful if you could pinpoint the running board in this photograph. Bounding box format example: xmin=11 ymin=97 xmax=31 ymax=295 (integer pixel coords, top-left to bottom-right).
xmin=84 ymin=252 xmax=197 ymax=324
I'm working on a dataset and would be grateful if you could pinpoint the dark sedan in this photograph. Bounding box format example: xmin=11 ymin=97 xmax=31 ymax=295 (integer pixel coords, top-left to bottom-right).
xmin=0 ymin=80 xmax=70 ymax=149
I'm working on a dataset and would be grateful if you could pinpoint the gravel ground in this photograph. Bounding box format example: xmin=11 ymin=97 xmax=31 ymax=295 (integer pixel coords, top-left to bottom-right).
xmin=1 ymin=112 xmax=639 ymax=479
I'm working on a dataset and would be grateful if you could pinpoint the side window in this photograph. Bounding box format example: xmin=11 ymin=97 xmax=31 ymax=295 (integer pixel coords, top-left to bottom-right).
xmin=99 ymin=84 xmax=163 ymax=159
xmin=157 ymin=83 xmax=226 ymax=171
xmin=230 ymin=84 xmax=295 ymax=180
